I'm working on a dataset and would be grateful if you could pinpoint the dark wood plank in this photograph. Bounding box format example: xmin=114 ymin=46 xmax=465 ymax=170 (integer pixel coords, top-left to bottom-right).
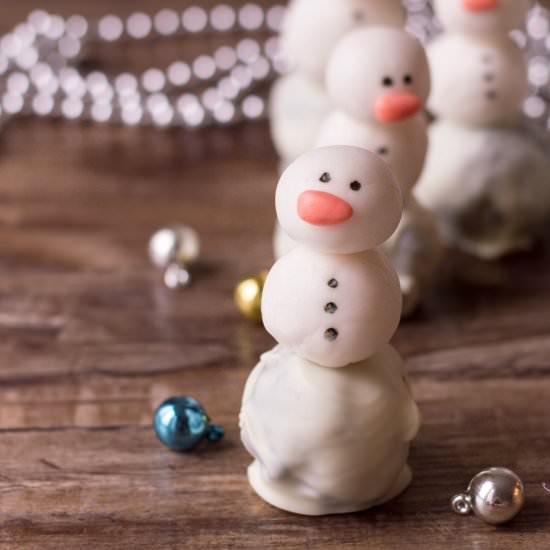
xmin=1 ymin=2 xmax=550 ymax=548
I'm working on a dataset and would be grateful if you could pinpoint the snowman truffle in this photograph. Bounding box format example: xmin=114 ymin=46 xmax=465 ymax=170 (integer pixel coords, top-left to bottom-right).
xmin=240 ymin=146 xmax=419 ymax=515
xmin=416 ymin=0 xmax=550 ymax=259
xmin=270 ymin=0 xmax=405 ymax=165
xmin=263 ymin=146 xmax=402 ymax=367
xmin=312 ymin=27 xmax=441 ymax=316
xmin=318 ymin=27 xmax=431 ymax=196
xmin=427 ymin=34 xmax=528 ymax=127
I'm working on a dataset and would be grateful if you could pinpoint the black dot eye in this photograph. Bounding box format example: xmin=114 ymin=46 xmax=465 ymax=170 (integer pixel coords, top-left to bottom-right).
xmin=377 ymin=146 xmax=389 ymax=156
xmin=350 ymin=181 xmax=362 ymax=191
xmin=319 ymin=172 xmax=331 ymax=183
xmin=403 ymin=74 xmax=413 ymax=85
xmin=382 ymin=76 xmax=394 ymax=87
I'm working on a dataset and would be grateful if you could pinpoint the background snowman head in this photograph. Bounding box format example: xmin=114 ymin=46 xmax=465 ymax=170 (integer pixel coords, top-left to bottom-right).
xmin=281 ymin=0 xmax=405 ymax=83
xmin=326 ymin=27 xmax=431 ymax=125
xmin=428 ymin=34 xmax=528 ymax=126
xmin=433 ymin=0 xmax=530 ymax=37
xmin=276 ymin=146 xmax=402 ymax=255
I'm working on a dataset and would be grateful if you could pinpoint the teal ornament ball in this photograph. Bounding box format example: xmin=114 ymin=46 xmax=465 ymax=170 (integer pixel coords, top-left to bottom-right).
xmin=154 ymin=396 xmax=224 ymax=452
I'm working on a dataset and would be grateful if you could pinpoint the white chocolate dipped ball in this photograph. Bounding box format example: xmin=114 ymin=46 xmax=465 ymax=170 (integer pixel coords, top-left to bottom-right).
xmin=428 ymin=34 xmax=528 ymax=126
xmin=261 ymin=246 xmax=402 ymax=368
xmin=282 ymin=0 xmax=406 ymax=83
xmin=240 ymin=344 xmax=420 ymax=515
xmin=433 ymin=0 xmax=529 ymax=37
xmin=326 ymin=27 xmax=431 ymax=125
xmin=317 ymin=111 xmax=428 ymax=196
xmin=269 ymin=73 xmax=332 ymax=164
xmin=276 ymin=146 xmax=402 ymax=254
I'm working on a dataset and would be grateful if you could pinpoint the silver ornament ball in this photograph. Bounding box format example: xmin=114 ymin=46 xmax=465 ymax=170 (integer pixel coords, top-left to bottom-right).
xmin=452 ymin=467 xmax=525 ymax=526
xmin=148 ymin=225 xmax=200 ymax=268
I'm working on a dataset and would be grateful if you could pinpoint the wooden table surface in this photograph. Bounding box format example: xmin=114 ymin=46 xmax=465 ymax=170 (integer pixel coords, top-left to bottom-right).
xmin=1 ymin=1 xmax=550 ymax=549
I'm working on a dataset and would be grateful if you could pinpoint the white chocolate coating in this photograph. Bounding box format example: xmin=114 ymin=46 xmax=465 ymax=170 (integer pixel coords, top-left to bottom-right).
xmin=416 ymin=119 xmax=550 ymax=259
xmin=427 ymin=34 xmax=528 ymax=126
xmin=240 ymin=345 xmax=420 ymax=515
xmin=326 ymin=27 xmax=431 ymax=125
xmin=276 ymin=146 xmax=402 ymax=255
xmin=434 ymin=0 xmax=529 ymax=37
xmin=269 ymin=73 xmax=332 ymax=165
xmin=282 ymin=0 xmax=405 ymax=83
xmin=262 ymin=246 xmax=401 ymax=368
xmin=317 ymin=111 xmax=428 ymax=196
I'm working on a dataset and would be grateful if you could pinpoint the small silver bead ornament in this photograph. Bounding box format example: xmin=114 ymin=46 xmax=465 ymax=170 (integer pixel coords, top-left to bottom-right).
xmin=148 ymin=225 xmax=200 ymax=289
xmin=451 ymin=467 xmax=525 ymax=526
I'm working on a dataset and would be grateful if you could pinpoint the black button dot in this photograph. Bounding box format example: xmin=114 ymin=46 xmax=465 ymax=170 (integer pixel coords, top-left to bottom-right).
xmin=483 ymin=73 xmax=495 ymax=82
xmin=382 ymin=76 xmax=394 ymax=87
xmin=486 ymin=90 xmax=497 ymax=100
xmin=319 ymin=172 xmax=331 ymax=183
xmin=377 ymin=146 xmax=389 ymax=156
xmin=403 ymin=74 xmax=413 ymax=85
xmin=324 ymin=302 xmax=338 ymax=314
xmin=324 ymin=328 xmax=339 ymax=342
xmin=328 ymin=279 xmax=338 ymax=288
xmin=350 ymin=181 xmax=362 ymax=191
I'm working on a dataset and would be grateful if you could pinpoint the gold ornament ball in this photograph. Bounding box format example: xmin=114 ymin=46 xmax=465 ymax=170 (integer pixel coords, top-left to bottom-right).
xmin=235 ymin=271 xmax=268 ymax=322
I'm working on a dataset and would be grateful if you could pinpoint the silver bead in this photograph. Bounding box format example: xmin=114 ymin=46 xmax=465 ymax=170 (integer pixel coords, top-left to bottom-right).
xmin=163 ymin=262 xmax=192 ymax=290
xmin=148 ymin=226 xmax=200 ymax=289
xmin=452 ymin=467 xmax=525 ymax=525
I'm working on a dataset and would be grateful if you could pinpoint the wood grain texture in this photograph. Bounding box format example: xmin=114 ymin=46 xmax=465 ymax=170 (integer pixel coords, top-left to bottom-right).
xmin=1 ymin=2 xmax=550 ymax=549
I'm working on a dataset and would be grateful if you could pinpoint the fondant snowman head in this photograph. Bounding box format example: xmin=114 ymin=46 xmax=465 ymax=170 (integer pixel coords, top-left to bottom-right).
xmin=434 ymin=0 xmax=529 ymax=36
xmin=326 ymin=27 xmax=431 ymax=125
xmin=276 ymin=146 xmax=402 ymax=254
xmin=428 ymin=34 xmax=528 ymax=126
xmin=281 ymin=0 xmax=405 ymax=83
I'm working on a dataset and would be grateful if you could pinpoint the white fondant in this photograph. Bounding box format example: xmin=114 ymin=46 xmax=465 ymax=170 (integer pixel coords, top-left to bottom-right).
xmin=240 ymin=345 xmax=420 ymax=515
xmin=433 ymin=0 xmax=529 ymax=37
xmin=427 ymin=34 xmax=528 ymax=126
xmin=317 ymin=111 xmax=428 ymax=196
xmin=262 ymin=246 xmax=401 ymax=368
xmin=276 ymin=146 xmax=402 ymax=255
xmin=326 ymin=27 xmax=431 ymax=125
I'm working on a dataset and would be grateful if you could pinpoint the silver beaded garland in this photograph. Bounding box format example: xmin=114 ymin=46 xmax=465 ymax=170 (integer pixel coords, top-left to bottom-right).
xmin=0 ymin=3 xmax=549 ymax=132
xmin=0 ymin=0 xmax=550 ymax=133
xmin=0 ymin=5 xmax=287 ymax=129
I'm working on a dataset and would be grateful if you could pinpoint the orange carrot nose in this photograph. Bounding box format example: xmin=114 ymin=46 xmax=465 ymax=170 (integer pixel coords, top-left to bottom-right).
xmin=375 ymin=91 xmax=422 ymax=123
xmin=298 ymin=191 xmax=353 ymax=226
xmin=463 ymin=0 xmax=499 ymax=11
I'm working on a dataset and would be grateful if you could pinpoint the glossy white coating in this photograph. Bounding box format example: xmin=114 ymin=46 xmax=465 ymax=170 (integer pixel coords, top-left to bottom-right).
xmin=427 ymin=34 xmax=528 ymax=126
